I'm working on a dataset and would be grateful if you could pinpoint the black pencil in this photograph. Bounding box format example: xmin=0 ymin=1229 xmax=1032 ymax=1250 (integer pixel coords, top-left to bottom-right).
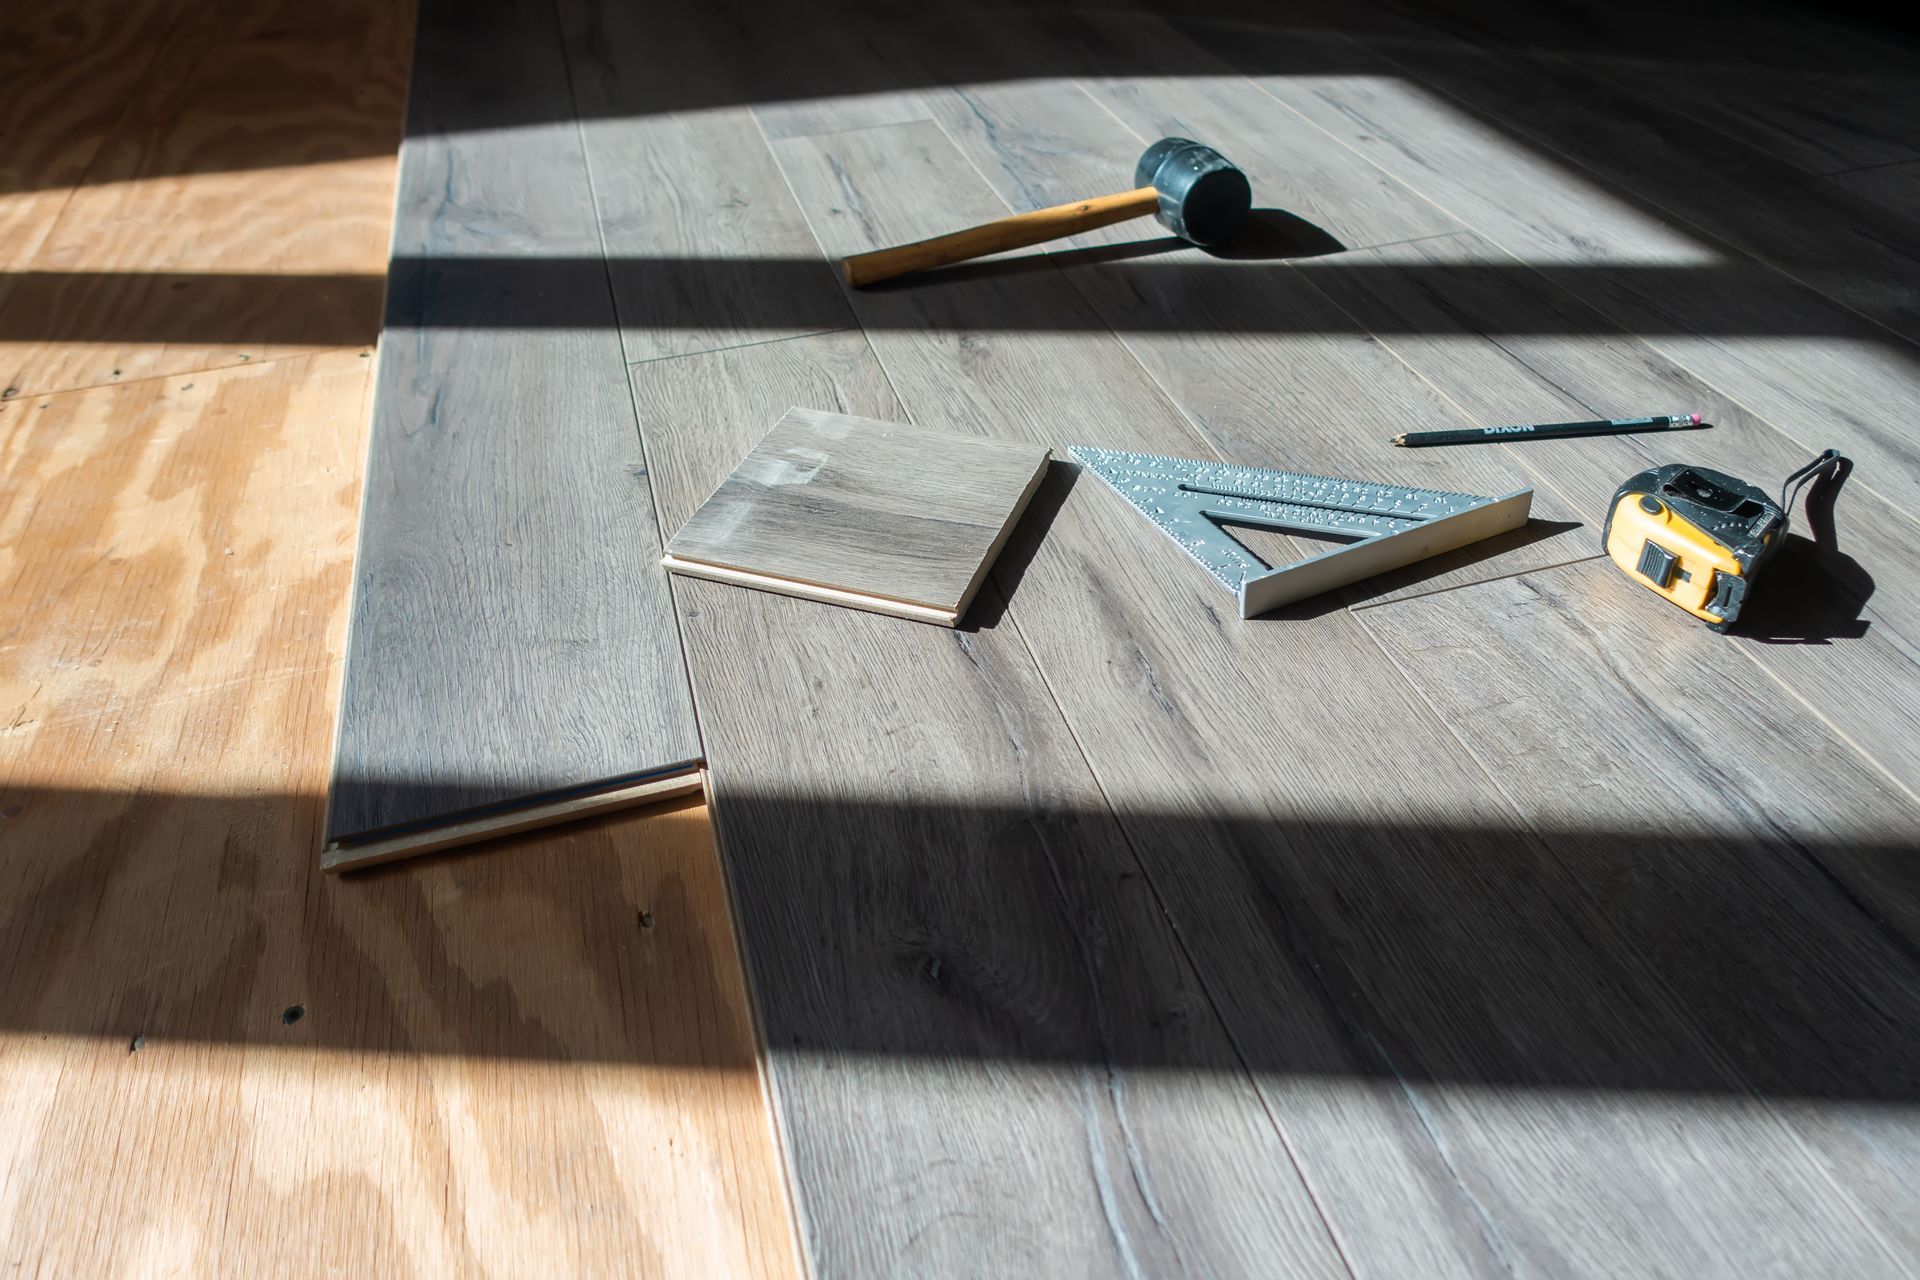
xmin=1390 ymin=412 xmax=1706 ymax=448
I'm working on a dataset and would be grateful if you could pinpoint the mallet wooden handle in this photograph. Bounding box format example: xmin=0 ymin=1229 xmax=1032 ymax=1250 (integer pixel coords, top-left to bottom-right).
xmin=841 ymin=185 xmax=1160 ymax=287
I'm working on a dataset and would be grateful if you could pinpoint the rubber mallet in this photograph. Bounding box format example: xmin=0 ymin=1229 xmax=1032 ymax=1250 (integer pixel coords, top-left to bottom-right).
xmin=839 ymin=137 xmax=1252 ymax=287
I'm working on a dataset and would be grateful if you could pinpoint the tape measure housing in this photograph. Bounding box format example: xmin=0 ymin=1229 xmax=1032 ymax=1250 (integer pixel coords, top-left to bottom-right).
xmin=1602 ymin=464 xmax=1786 ymax=631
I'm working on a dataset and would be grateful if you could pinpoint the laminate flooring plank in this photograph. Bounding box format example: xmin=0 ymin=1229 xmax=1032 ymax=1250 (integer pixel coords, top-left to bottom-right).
xmin=1288 ymin=4 xmax=1920 ymax=345
xmin=1361 ymin=559 xmax=1920 ymax=1259
xmin=1833 ymin=161 xmax=1920 ymax=219
xmin=767 ymin=118 xmax=1894 ymax=1278
xmin=662 ymin=407 xmax=1047 ymax=625
xmin=697 ymin=0 xmax=934 ymax=140
xmin=1292 ymin=230 xmax=1920 ymax=794
xmin=629 ymin=330 xmax=1348 ymax=1280
xmin=1177 ymin=20 xmax=1920 ymax=518
xmin=324 ymin=0 xmax=699 ymax=845
xmin=1361 ymin=0 xmax=1920 ymax=176
xmin=891 ymin=32 xmax=1588 ymax=604
xmin=554 ymin=0 xmax=854 ymax=363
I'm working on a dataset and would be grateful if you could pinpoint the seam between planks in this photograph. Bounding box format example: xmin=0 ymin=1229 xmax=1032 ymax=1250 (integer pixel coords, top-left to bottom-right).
xmin=909 ymin=95 xmax=1495 ymax=1263
xmin=750 ymin=98 xmax=1358 ymax=1274
xmin=1322 ymin=11 xmax=1920 ymax=358
xmin=1351 ymin=575 xmax=1918 ymax=1277
xmin=625 ymin=326 xmax=862 ymax=370
xmin=547 ymin=5 xmax=807 ymax=1275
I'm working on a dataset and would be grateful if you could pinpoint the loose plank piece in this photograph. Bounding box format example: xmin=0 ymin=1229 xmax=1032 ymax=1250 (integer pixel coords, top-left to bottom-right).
xmin=663 ymin=407 xmax=1049 ymax=626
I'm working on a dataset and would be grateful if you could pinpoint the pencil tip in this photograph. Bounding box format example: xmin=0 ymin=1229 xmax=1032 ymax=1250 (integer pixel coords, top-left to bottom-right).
xmin=1389 ymin=436 xmax=1405 ymax=446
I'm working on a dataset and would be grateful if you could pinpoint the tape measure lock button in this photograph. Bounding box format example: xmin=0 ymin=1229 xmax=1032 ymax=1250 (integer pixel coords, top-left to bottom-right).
xmin=1635 ymin=539 xmax=1680 ymax=588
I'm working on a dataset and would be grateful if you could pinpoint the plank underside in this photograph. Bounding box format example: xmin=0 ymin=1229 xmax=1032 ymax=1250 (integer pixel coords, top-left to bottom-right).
xmin=321 ymin=767 xmax=707 ymax=872
xmin=660 ymin=556 xmax=962 ymax=625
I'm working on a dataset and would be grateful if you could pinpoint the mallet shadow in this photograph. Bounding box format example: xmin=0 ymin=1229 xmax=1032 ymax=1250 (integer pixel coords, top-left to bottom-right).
xmin=860 ymin=208 xmax=1349 ymax=292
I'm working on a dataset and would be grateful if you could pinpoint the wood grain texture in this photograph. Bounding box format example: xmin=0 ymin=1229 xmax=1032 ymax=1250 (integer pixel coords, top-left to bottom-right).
xmin=324 ymin=0 xmax=700 ymax=845
xmin=0 ymin=353 xmax=796 ymax=1278
xmin=0 ymin=1 xmax=176 ymax=309
xmin=1831 ymin=160 xmax=1920 ymax=216
xmin=1292 ymin=230 xmax=1920 ymax=793
xmin=555 ymin=0 xmax=855 ymax=363
xmin=664 ymin=407 xmax=1048 ymax=624
xmin=1363 ymin=559 xmax=1920 ymax=1256
xmin=1192 ymin=19 xmax=1920 ymax=517
xmin=875 ymin=70 xmax=1589 ymax=604
xmin=766 ymin=116 xmax=1896 ymax=1277
xmin=631 ymin=330 xmax=1348 ymax=1278
xmin=0 ymin=0 xmax=409 ymax=397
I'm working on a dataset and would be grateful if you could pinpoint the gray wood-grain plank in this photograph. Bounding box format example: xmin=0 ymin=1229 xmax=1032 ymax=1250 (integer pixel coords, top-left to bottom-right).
xmin=554 ymin=0 xmax=855 ymax=363
xmin=1185 ymin=18 xmax=1920 ymax=518
xmin=663 ymin=406 xmax=1047 ymax=621
xmin=891 ymin=16 xmax=1590 ymax=605
xmin=766 ymin=115 xmax=1898 ymax=1278
xmin=1833 ymin=160 xmax=1920 ymax=218
xmin=631 ymin=330 xmax=1349 ymax=1279
xmin=1291 ymin=230 xmax=1920 ymax=796
xmin=1362 ymin=559 xmax=1920 ymax=1256
xmin=325 ymin=0 xmax=699 ymax=842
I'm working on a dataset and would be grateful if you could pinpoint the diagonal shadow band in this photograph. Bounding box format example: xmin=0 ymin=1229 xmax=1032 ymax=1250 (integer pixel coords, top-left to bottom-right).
xmin=3 ymin=780 xmax=1918 ymax=1102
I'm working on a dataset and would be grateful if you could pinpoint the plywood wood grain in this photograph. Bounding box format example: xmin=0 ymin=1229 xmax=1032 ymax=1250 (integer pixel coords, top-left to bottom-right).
xmin=0 ymin=353 xmax=796 ymax=1277
xmin=0 ymin=0 xmax=410 ymax=397
xmin=664 ymin=407 xmax=1048 ymax=625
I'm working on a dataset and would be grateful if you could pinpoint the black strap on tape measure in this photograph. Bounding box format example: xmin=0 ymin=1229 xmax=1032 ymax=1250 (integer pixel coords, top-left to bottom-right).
xmin=1779 ymin=448 xmax=1853 ymax=544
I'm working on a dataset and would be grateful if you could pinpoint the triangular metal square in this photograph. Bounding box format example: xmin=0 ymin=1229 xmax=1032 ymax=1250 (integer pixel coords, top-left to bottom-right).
xmin=1070 ymin=446 xmax=1533 ymax=618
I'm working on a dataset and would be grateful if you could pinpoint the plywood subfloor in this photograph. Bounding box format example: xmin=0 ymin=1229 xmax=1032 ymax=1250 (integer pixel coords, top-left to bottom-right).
xmin=0 ymin=0 xmax=799 ymax=1272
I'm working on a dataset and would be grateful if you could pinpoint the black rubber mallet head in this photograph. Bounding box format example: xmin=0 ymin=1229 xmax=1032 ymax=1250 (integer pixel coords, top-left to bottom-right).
xmin=1133 ymin=136 xmax=1253 ymax=248
xmin=840 ymin=136 xmax=1254 ymax=287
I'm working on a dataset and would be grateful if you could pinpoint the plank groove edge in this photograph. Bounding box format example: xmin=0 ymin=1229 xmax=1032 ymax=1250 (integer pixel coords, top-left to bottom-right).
xmin=322 ymin=767 xmax=707 ymax=873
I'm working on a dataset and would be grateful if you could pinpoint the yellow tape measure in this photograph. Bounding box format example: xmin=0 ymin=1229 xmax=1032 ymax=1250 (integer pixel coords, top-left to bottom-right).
xmin=1603 ymin=449 xmax=1850 ymax=632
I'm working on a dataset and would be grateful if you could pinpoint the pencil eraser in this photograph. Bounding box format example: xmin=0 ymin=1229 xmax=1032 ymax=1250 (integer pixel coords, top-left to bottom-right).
xmin=1689 ymin=413 xmax=1702 ymax=424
